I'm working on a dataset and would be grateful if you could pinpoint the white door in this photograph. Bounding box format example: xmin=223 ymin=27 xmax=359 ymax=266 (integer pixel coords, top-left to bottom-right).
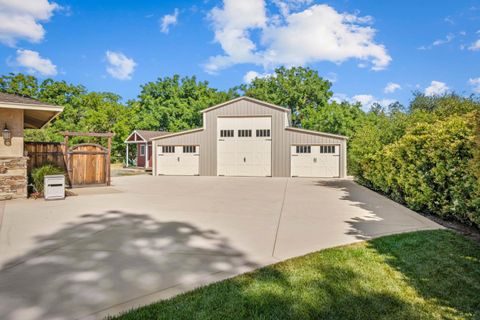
xmin=157 ymin=145 xmax=199 ymax=175
xmin=217 ymin=117 xmax=271 ymax=176
xmin=291 ymin=145 xmax=340 ymax=177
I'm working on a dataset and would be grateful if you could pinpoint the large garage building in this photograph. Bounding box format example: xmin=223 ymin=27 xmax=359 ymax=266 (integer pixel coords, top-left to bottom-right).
xmin=151 ymin=97 xmax=347 ymax=178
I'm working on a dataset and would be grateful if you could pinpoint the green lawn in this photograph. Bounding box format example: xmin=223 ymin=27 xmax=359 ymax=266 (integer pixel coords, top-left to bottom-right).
xmin=109 ymin=230 xmax=480 ymax=320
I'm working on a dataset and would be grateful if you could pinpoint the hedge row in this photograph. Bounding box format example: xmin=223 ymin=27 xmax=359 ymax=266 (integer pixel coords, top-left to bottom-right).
xmin=356 ymin=112 xmax=480 ymax=226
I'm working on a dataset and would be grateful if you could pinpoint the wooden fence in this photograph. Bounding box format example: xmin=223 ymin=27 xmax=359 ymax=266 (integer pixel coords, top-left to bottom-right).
xmin=25 ymin=133 xmax=112 ymax=187
xmin=24 ymin=142 xmax=66 ymax=172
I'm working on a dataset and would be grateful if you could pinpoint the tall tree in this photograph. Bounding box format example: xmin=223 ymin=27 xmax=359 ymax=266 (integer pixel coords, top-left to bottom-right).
xmin=135 ymin=75 xmax=237 ymax=132
xmin=239 ymin=66 xmax=333 ymax=127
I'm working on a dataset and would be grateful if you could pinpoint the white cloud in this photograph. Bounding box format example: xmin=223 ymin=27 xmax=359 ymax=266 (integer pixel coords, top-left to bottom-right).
xmin=15 ymin=49 xmax=57 ymax=76
xmin=352 ymin=94 xmax=374 ymax=106
xmin=160 ymin=8 xmax=179 ymax=34
xmin=243 ymin=70 xmax=273 ymax=83
xmin=0 ymin=0 xmax=59 ymax=46
xmin=105 ymin=51 xmax=136 ymax=80
xmin=205 ymin=1 xmax=390 ymax=73
xmin=468 ymin=78 xmax=480 ymax=93
xmin=205 ymin=0 xmax=267 ymax=73
xmin=419 ymin=33 xmax=455 ymax=50
xmin=468 ymin=39 xmax=480 ymax=51
xmin=432 ymin=33 xmax=455 ymax=46
xmin=384 ymin=82 xmax=401 ymax=94
xmin=331 ymin=93 xmax=395 ymax=111
xmin=425 ymin=81 xmax=449 ymax=96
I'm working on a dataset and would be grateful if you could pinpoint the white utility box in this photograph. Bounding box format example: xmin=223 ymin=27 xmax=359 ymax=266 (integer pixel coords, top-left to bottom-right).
xmin=44 ymin=175 xmax=65 ymax=200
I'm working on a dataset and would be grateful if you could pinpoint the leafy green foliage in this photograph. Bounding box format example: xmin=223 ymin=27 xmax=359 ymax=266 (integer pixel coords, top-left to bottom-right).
xmin=134 ymin=75 xmax=237 ymax=132
xmin=31 ymin=163 xmax=65 ymax=194
xmin=351 ymin=94 xmax=480 ymax=226
xmin=240 ymin=66 xmax=334 ymax=127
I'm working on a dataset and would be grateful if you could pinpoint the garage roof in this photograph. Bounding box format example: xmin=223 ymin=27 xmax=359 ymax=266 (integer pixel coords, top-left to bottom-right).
xmin=125 ymin=130 xmax=170 ymax=143
xmin=0 ymin=92 xmax=63 ymax=129
xmin=200 ymin=96 xmax=291 ymax=114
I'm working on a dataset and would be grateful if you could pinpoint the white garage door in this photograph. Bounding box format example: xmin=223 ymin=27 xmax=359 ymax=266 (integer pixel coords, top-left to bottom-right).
xmin=157 ymin=145 xmax=199 ymax=175
xmin=291 ymin=145 xmax=340 ymax=177
xmin=217 ymin=117 xmax=271 ymax=177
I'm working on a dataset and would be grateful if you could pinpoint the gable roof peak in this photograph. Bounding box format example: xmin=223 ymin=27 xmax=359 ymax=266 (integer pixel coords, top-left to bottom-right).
xmin=200 ymin=96 xmax=291 ymax=114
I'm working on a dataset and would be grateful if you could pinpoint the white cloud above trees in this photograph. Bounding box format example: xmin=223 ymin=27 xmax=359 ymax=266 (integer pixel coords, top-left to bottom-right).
xmin=384 ymin=82 xmax=401 ymax=94
xmin=15 ymin=49 xmax=57 ymax=76
xmin=0 ymin=0 xmax=59 ymax=46
xmin=105 ymin=51 xmax=136 ymax=80
xmin=468 ymin=77 xmax=480 ymax=93
xmin=425 ymin=81 xmax=449 ymax=96
xmin=205 ymin=0 xmax=391 ymax=73
xmin=160 ymin=8 xmax=179 ymax=34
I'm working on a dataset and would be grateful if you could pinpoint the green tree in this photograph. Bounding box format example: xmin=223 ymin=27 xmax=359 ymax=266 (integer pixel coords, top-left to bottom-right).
xmin=239 ymin=66 xmax=333 ymax=127
xmin=0 ymin=73 xmax=39 ymax=98
xmin=135 ymin=75 xmax=236 ymax=132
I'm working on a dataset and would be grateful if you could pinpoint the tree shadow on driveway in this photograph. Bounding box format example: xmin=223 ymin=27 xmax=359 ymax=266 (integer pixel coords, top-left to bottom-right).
xmin=314 ymin=179 xmax=439 ymax=240
xmin=0 ymin=210 xmax=257 ymax=320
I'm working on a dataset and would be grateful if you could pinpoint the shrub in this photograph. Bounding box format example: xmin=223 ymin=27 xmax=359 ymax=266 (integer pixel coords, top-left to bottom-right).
xmin=31 ymin=164 xmax=65 ymax=195
xmin=360 ymin=113 xmax=480 ymax=225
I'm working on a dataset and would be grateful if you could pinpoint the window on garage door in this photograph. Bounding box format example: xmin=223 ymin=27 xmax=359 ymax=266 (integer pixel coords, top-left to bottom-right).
xmin=220 ymin=130 xmax=234 ymax=137
xmin=256 ymin=129 xmax=270 ymax=137
xmin=238 ymin=129 xmax=252 ymax=137
xmin=162 ymin=146 xmax=175 ymax=153
xmin=296 ymin=145 xmax=311 ymax=153
xmin=183 ymin=145 xmax=196 ymax=153
xmin=320 ymin=145 xmax=335 ymax=153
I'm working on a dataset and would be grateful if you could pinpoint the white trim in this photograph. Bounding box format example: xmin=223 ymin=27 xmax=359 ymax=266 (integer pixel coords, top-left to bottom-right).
xmin=144 ymin=142 xmax=149 ymax=169
xmin=0 ymin=102 xmax=63 ymax=112
xmin=151 ymin=128 xmax=204 ymax=141
xmin=139 ymin=144 xmax=146 ymax=156
xmin=200 ymin=96 xmax=291 ymax=114
xmin=124 ymin=130 xmax=147 ymax=143
xmin=152 ymin=142 xmax=157 ymax=175
xmin=285 ymin=127 xmax=348 ymax=140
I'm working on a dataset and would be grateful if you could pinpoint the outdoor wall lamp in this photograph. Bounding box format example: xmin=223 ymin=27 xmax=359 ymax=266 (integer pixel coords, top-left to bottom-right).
xmin=2 ymin=123 xmax=11 ymax=146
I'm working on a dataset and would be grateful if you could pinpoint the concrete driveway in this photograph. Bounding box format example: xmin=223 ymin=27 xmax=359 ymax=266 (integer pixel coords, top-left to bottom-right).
xmin=0 ymin=176 xmax=441 ymax=320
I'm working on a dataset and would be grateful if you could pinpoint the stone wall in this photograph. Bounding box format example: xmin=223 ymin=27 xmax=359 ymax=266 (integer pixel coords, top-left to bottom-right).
xmin=0 ymin=157 xmax=27 ymax=200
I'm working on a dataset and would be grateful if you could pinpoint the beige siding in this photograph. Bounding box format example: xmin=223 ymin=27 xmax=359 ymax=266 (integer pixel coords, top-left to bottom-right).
xmin=154 ymin=98 xmax=347 ymax=177
xmin=284 ymin=129 xmax=347 ymax=177
xmin=0 ymin=108 xmax=24 ymax=157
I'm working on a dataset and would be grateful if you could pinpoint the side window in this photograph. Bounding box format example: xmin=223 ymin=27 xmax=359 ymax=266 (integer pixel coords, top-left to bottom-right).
xmin=296 ymin=145 xmax=311 ymax=153
xmin=140 ymin=144 xmax=145 ymax=156
xmin=183 ymin=146 xmax=196 ymax=153
xmin=162 ymin=146 xmax=175 ymax=153
xmin=238 ymin=129 xmax=252 ymax=137
xmin=256 ymin=129 xmax=271 ymax=137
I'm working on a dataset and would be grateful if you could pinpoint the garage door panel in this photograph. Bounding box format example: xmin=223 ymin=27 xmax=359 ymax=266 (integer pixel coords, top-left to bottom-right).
xmin=157 ymin=146 xmax=199 ymax=176
xmin=291 ymin=145 xmax=339 ymax=178
xmin=217 ymin=117 xmax=271 ymax=177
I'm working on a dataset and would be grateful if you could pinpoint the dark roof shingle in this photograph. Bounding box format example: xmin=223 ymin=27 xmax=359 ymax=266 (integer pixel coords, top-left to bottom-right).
xmin=0 ymin=92 xmax=56 ymax=106
xmin=136 ymin=130 xmax=170 ymax=141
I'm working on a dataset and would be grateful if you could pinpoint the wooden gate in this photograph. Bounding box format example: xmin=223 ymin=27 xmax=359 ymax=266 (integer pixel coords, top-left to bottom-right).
xmin=63 ymin=132 xmax=113 ymax=187
xmin=68 ymin=144 xmax=107 ymax=187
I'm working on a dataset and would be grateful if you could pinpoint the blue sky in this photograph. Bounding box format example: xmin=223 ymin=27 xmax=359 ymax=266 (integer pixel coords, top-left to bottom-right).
xmin=1 ymin=0 xmax=479 ymax=108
